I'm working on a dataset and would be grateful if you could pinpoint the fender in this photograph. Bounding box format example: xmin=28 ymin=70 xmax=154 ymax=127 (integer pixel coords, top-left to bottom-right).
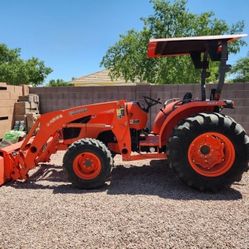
xmin=159 ymin=100 xmax=231 ymax=147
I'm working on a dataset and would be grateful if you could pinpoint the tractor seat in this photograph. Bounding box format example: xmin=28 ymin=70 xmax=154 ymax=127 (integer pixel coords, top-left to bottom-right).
xmin=182 ymin=92 xmax=192 ymax=103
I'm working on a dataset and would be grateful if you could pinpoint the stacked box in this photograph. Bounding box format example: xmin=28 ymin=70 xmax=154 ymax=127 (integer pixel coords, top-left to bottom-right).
xmin=0 ymin=83 xmax=29 ymax=138
xmin=26 ymin=113 xmax=40 ymax=131
xmin=14 ymin=101 xmax=39 ymax=115
xmin=18 ymin=94 xmax=39 ymax=104
xmin=13 ymin=94 xmax=40 ymax=132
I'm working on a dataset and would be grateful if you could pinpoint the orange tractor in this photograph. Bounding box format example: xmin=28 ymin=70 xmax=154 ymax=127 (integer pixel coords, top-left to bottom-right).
xmin=0 ymin=34 xmax=248 ymax=191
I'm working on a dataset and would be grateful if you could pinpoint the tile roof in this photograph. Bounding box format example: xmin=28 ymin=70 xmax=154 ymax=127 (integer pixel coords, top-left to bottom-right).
xmin=71 ymin=69 xmax=140 ymax=86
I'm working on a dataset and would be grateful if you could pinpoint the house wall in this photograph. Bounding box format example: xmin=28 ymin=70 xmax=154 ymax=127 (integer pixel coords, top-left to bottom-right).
xmin=30 ymin=83 xmax=249 ymax=132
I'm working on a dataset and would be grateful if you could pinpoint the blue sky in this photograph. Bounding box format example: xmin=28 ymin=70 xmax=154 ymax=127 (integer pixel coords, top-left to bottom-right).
xmin=0 ymin=0 xmax=248 ymax=83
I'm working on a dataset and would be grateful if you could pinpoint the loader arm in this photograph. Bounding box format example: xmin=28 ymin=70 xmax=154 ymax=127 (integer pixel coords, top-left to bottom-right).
xmin=0 ymin=100 xmax=131 ymax=185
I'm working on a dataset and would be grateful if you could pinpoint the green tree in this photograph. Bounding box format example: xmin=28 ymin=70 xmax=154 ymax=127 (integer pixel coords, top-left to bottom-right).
xmin=46 ymin=79 xmax=73 ymax=87
xmin=230 ymin=54 xmax=249 ymax=82
xmin=0 ymin=43 xmax=52 ymax=86
xmin=101 ymin=0 xmax=245 ymax=84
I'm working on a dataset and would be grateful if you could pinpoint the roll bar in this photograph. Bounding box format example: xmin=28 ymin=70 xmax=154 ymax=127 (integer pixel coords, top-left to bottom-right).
xmin=147 ymin=34 xmax=248 ymax=100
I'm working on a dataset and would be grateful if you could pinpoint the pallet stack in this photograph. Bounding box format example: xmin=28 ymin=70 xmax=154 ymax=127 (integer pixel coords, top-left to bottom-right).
xmin=14 ymin=94 xmax=40 ymax=132
xmin=0 ymin=83 xmax=28 ymax=139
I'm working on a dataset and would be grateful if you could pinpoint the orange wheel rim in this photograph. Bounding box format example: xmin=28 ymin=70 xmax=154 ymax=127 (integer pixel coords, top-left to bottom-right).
xmin=188 ymin=132 xmax=235 ymax=177
xmin=73 ymin=152 xmax=101 ymax=180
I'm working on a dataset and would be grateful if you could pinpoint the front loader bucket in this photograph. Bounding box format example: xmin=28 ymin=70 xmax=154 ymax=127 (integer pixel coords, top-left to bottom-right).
xmin=0 ymin=141 xmax=24 ymax=186
xmin=0 ymin=155 xmax=4 ymax=185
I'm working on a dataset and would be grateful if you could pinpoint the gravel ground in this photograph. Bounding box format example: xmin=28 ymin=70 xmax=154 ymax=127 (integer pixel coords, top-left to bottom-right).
xmin=0 ymin=152 xmax=248 ymax=249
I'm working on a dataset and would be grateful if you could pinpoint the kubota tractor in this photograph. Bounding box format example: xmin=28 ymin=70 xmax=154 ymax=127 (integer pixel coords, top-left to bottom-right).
xmin=0 ymin=34 xmax=248 ymax=191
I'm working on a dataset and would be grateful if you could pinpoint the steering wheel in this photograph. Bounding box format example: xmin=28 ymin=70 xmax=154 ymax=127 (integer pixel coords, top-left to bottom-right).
xmin=143 ymin=96 xmax=162 ymax=112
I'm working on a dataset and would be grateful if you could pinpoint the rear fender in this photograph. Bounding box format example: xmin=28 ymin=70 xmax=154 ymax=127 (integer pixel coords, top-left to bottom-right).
xmin=159 ymin=100 xmax=228 ymax=147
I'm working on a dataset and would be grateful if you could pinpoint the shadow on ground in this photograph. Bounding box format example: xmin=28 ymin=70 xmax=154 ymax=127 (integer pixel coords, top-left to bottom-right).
xmin=9 ymin=160 xmax=243 ymax=201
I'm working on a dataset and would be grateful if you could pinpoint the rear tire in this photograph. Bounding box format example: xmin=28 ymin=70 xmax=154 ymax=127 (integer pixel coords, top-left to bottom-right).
xmin=168 ymin=113 xmax=249 ymax=192
xmin=63 ymin=138 xmax=113 ymax=189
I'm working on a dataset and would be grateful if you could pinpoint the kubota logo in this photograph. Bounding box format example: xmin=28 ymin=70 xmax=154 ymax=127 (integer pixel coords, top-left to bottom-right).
xmin=47 ymin=114 xmax=63 ymax=127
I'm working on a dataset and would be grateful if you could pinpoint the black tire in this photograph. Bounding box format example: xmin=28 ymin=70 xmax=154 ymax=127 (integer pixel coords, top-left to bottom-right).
xmin=63 ymin=138 xmax=113 ymax=189
xmin=168 ymin=112 xmax=249 ymax=192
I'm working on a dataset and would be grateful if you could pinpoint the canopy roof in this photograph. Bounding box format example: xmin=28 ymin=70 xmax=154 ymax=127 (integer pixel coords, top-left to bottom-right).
xmin=147 ymin=34 xmax=247 ymax=59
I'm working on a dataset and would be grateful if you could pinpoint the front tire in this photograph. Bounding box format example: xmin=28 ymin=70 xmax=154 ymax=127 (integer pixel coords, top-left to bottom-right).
xmin=168 ymin=113 xmax=249 ymax=192
xmin=63 ymin=138 xmax=113 ymax=189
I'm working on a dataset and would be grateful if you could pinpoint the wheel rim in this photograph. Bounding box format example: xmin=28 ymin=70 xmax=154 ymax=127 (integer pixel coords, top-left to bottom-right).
xmin=73 ymin=152 xmax=101 ymax=180
xmin=187 ymin=132 xmax=235 ymax=177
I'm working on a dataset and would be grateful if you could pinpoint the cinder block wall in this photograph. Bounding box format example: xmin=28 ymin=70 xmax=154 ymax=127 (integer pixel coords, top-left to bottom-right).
xmin=30 ymin=83 xmax=249 ymax=132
